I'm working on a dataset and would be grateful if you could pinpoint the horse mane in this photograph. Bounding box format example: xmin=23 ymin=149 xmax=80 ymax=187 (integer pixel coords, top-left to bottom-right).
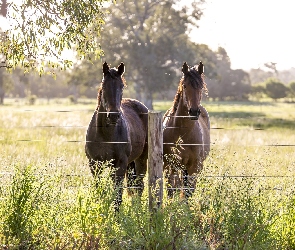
xmin=168 ymin=68 xmax=208 ymax=116
xmin=96 ymin=86 xmax=102 ymax=110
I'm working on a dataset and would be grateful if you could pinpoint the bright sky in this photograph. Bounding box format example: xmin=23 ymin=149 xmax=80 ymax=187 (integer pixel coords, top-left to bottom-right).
xmin=1 ymin=0 xmax=294 ymax=71
xmin=189 ymin=0 xmax=295 ymax=71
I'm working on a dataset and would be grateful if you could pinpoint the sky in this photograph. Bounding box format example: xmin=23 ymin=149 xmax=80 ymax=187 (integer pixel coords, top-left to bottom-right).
xmin=188 ymin=0 xmax=295 ymax=71
xmin=1 ymin=0 xmax=294 ymax=71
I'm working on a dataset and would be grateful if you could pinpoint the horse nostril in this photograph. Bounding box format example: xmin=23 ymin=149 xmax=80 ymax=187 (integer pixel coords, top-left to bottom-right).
xmin=189 ymin=108 xmax=201 ymax=119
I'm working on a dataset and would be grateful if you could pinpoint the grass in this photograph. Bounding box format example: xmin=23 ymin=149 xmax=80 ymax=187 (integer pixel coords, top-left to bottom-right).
xmin=0 ymin=99 xmax=295 ymax=249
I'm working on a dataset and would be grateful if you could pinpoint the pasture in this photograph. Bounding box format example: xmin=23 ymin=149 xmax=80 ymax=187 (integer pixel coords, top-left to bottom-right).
xmin=0 ymin=99 xmax=295 ymax=249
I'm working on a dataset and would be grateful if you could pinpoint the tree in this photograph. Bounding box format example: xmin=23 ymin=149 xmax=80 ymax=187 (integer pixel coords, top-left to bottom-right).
xmin=264 ymin=78 xmax=288 ymax=101
xmin=248 ymin=68 xmax=274 ymax=85
xmin=288 ymin=81 xmax=295 ymax=100
xmin=0 ymin=0 xmax=8 ymax=103
xmin=264 ymin=62 xmax=278 ymax=77
xmin=96 ymin=0 xmax=206 ymax=108
xmin=205 ymin=47 xmax=251 ymax=101
xmin=0 ymin=0 xmax=112 ymax=73
xmin=250 ymin=83 xmax=266 ymax=101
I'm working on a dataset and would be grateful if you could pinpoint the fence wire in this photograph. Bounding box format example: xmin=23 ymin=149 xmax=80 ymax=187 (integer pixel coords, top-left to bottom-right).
xmin=1 ymin=109 xmax=294 ymax=184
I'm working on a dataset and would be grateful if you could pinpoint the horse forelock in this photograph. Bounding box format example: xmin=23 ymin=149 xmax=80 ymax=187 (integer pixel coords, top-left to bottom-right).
xmin=184 ymin=67 xmax=205 ymax=89
xmin=103 ymin=68 xmax=127 ymax=87
xmin=184 ymin=68 xmax=208 ymax=96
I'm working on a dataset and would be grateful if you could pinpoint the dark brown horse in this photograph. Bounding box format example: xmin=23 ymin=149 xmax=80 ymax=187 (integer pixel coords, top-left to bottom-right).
xmin=163 ymin=61 xmax=210 ymax=197
xmin=85 ymin=62 xmax=148 ymax=207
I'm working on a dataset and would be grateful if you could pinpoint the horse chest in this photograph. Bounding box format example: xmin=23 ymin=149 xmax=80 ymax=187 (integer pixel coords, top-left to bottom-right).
xmin=85 ymin=117 xmax=131 ymax=161
xmin=164 ymin=121 xmax=203 ymax=165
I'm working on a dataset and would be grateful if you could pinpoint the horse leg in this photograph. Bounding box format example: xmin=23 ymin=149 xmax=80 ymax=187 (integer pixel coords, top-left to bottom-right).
xmin=113 ymin=160 xmax=128 ymax=211
xmin=185 ymin=162 xmax=203 ymax=198
xmin=134 ymin=158 xmax=147 ymax=197
xmin=183 ymin=169 xmax=193 ymax=199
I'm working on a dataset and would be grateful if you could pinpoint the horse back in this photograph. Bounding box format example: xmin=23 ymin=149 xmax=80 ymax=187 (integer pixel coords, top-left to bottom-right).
xmin=121 ymin=98 xmax=148 ymax=161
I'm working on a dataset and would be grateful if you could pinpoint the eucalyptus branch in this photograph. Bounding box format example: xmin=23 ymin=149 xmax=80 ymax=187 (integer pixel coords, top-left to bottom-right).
xmin=1 ymin=0 xmax=111 ymax=73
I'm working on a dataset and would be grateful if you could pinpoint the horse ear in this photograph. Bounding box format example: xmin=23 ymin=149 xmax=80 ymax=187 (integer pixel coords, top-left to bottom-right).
xmin=117 ymin=62 xmax=125 ymax=75
xmin=182 ymin=62 xmax=189 ymax=75
xmin=103 ymin=62 xmax=109 ymax=75
xmin=198 ymin=61 xmax=204 ymax=74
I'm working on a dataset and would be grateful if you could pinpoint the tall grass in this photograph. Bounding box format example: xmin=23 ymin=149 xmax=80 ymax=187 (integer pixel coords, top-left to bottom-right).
xmin=0 ymin=100 xmax=295 ymax=249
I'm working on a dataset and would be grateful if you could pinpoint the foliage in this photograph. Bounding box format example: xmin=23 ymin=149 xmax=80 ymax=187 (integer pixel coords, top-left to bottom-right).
xmin=68 ymin=0 xmax=208 ymax=108
xmin=264 ymin=78 xmax=289 ymax=101
xmin=289 ymin=81 xmax=295 ymax=93
xmin=272 ymin=193 xmax=295 ymax=249
xmin=248 ymin=68 xmax=274 ymax=85
xmin=191 ymin=176 xmax=278 ymax=249
xmin=0 ymin=0 xmax=111 ymax=73
xmin=0 ymin=67 xmax=13 ymax=104
xmin=288 ymin=81 xmax=295 ymax=99
xmin=1 ymin=162 xmax=293 ymax=249
xmin=250 ymin=83 xmax=266 ymax=100
xmin=2 ymin=165 xmax=49 ymax=248
xmin=28 ymin=94 xmax=37 ymax=105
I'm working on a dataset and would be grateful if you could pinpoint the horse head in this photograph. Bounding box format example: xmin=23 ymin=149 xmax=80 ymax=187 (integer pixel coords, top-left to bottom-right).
xmin=101 ymin=62 xmax=125 ymax=124
xmin=181 ymin=61 xmax=205 ymax=120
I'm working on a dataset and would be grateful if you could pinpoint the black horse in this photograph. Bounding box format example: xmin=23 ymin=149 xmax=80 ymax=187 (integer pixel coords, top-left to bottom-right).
xmin=85 ymin=62 xmax=148 ymax=208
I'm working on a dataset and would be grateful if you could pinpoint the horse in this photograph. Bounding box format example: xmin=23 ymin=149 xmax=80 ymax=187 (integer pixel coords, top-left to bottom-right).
xmin=163 ymin=61 xmax=210 ymax=198
xmin=85 ymin=62 xmax=148 ymax=208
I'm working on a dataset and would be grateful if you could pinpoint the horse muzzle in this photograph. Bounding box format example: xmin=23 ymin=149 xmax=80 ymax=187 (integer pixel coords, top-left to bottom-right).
xmin=188 ymin=108 xmax=201 ymax=120
xmin=106 ymin=112 xmax=121 ymax=125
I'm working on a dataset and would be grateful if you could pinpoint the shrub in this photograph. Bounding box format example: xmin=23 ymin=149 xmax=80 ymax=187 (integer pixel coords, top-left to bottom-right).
xmin=68 ymin=95 xmax=76 ymax=104
xmin=28 ymin=95 xmax=37 ymax=105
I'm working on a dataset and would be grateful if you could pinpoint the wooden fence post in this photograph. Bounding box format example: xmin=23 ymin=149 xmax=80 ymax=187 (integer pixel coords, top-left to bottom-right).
xmin=148 ymin=111 xmax=163 ymax=211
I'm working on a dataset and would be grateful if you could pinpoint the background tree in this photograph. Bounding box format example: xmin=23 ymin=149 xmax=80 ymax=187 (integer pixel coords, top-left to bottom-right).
xmin=0 ymin=0 xmax=8 ymax=103
xmin=205 ymin=47 xmax=250 ymax=101
xmin=288 ymin=81 xmax=295 ymax=101
xmin=264 ymin=78 xmax=288 ymax=101
xmin=264 ymin=62 xmax=278 ymax=77
xmin=248 ymin=68 xmax=274 ymax=85
xmin=96 ymin=0 xmax=206 ymax=108
xmin=250 ymin=83 xmax=266 ymax=101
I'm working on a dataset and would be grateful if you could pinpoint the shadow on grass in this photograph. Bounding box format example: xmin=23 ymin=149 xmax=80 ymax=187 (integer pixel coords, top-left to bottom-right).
xmin=210 ymin=111 xmax=265 ymax=119
xmin=211 ymin=111 xmax=294 ymax=130
xmin=246 ymin=117 xmax=295 ymax=130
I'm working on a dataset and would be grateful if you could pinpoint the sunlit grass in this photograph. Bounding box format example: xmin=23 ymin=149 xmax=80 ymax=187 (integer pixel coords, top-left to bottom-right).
xmin=0 ymin=99 xmax=295 ymax=248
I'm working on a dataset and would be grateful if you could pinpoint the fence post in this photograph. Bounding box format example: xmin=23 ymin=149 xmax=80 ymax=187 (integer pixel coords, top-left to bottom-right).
xmin=148 ymin=110 xmax=163 ymax=211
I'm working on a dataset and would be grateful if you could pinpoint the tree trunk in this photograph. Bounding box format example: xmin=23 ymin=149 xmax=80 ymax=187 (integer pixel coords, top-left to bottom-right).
xmin=0 ymin=69 xmax=4 ymax=105
xmin=142 ymin=90 xmax=153 ymax=110
xmin=0 ymin=86 xmax=4 ymax=104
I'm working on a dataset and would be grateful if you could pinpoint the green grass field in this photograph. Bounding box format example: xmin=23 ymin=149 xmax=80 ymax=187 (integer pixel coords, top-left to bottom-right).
xmin=0 ymin=99 xmax=294 ymax=249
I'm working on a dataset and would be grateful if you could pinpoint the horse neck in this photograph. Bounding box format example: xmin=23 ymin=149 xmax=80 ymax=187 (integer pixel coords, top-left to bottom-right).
xmin=91 ymin=104 xmax=120 ymax=140
xmin=96 ymin=104 xmax=108 ymax=127
xmin=172 ymin=92 xmax=196 ymax=129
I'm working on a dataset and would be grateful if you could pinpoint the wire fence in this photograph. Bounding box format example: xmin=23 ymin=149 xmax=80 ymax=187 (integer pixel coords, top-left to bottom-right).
xmin=1 ymin=109 xmax=294 ymax=188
